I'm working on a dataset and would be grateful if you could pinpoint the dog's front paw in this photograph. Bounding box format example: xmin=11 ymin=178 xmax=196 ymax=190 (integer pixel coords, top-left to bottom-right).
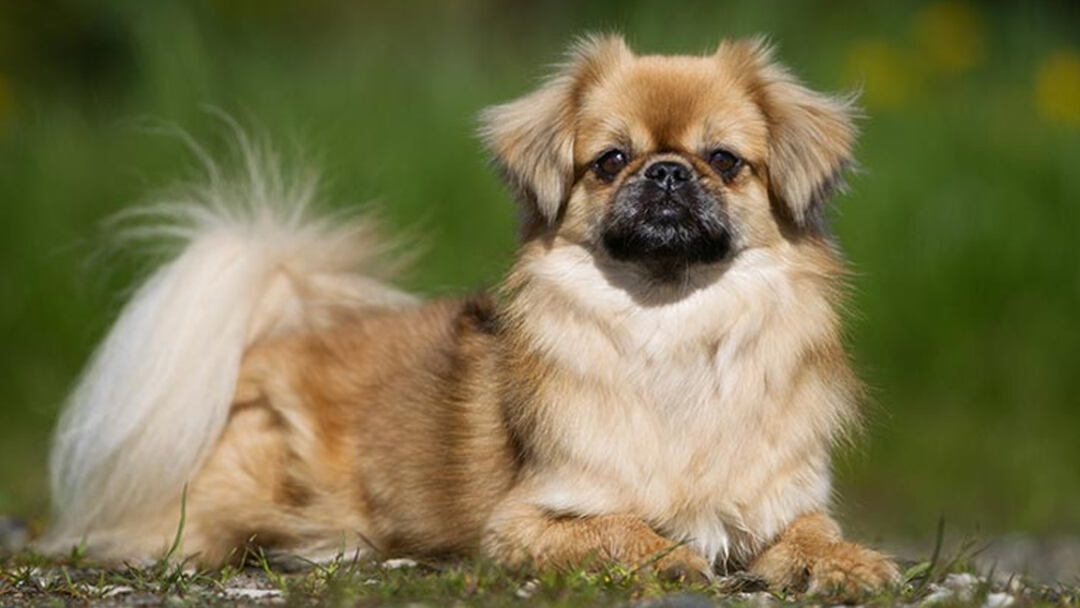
xmin=806 ymin=541 xmax=900 ymax=596
xmin=648 ymin=546 xmax=715 ymax=584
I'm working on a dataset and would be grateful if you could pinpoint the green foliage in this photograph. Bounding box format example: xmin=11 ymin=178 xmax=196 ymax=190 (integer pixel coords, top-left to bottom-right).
xmin=0 ymin=0 xmax=1077 ymax=539
xmin=1 ymin=548 xmax=1076 ymax=607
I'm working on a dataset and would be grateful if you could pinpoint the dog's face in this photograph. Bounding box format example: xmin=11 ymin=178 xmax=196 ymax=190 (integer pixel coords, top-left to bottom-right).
xmin=481 ymin=36 xmax=856 ymax=279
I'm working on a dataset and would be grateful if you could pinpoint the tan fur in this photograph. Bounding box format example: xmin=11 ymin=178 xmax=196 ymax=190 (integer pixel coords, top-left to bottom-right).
xmin=749 ymin=512 xmax=900 ymax=596
xmin=480 ymin=36 xmax=634 ymax=231
xmin=53 ymin=35 xmax=898 ymax=593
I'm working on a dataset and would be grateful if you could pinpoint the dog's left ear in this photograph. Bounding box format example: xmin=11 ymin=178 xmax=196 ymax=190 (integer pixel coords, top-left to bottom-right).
xmin=726 ymin=39 xmax=858 ymax=229
xmin=480 ymin=35 xmax=632 ymax=227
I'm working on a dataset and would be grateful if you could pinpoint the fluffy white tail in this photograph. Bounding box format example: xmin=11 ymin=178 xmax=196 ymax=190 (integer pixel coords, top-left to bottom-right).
xmin=45 ymin=144 xmax=415 ymax=550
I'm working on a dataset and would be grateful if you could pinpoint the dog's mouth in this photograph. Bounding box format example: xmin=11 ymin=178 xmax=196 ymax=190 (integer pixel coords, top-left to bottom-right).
xmin=600 ymin=182 xmax=732 ymax=268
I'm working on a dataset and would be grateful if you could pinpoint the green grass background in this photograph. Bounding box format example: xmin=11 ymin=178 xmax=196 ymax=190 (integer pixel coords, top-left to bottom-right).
xmin=0 ymin=0 xmax=1077 ymax=541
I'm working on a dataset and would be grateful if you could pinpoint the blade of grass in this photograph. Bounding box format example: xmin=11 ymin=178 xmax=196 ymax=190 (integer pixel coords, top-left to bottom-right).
xmin=916 ymin=515 xmax=946 ymax=593
xmin=163 ymin=484 xmax=188 ymax=564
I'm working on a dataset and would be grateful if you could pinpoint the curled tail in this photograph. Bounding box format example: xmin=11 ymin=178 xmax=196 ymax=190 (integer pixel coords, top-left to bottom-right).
xmin=45 ymin=144 xmax=415 ymax=552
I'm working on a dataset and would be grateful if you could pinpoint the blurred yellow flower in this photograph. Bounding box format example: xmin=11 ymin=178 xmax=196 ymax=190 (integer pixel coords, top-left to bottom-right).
xmin=912 ymin=1 xmax=984 ymax=74
xmin=844 ymin=39 xmax=920 ymax=110
xmin=1035 ymin=49 xmax=1080 ymax=127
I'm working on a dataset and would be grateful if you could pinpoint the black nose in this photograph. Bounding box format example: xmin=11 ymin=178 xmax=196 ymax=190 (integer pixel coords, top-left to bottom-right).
xmin=644 ymin=161 xmax=692 ymax=190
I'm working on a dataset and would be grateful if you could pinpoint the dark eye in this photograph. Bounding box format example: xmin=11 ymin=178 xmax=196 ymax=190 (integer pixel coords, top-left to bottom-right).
xmin=593 ymin=149 xmax=628 ymax=179
xmin=708 ymin=149 xmax=743 ymax=178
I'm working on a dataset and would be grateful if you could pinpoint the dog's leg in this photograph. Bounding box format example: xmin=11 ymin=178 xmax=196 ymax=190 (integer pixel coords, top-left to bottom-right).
xmin=482 ymin=498 xmax=713 ymax=581
xmin=749 ymin=512 xmax=899 ymax=595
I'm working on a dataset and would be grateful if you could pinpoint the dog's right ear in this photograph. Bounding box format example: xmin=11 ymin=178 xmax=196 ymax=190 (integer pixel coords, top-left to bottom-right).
xmin=479 ymin=35 xmax=631 ymax=227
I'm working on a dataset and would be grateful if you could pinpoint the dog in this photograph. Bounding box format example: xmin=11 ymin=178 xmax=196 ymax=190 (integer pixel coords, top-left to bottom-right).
xmin=44 ymin=35 xmax=899 ymax=593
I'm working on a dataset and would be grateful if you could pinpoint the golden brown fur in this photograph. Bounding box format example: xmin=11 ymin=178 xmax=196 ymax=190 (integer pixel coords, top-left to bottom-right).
xmin=47 ymin=35 xmax=899 ymax=594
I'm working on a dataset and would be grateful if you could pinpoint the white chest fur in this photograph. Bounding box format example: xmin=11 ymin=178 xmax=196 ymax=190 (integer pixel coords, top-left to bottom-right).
xmin=515 ymin=244 xmax=847 ymax=565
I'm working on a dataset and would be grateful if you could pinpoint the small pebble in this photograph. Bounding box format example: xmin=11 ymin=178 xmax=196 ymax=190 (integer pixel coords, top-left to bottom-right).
xmin=922 ymin=573 xmax=984 ymax=605
xmin=921 ymin=586 xmax=955 ymax=605
xmin=102 ymin=585 xmax=134 ymax=598
xmin=983 ymin=592 xmax=1016 ymax=608
xmin=224 ymin=587 xmax=284 ymax=602
xmin=27 ymin=567 xmax=57 ymax=590
xmin=514 ymin=579 xmax=540 ymax=599
xmin=944 ymin=572 xmax=980 ymax=590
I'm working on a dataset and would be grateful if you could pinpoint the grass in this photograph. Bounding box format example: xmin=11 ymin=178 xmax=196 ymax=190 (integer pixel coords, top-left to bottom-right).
xmin=2 ymin=544 xmax=1077 ymax=607
xmin=2 ymin=516 xmax=1076 ymax=606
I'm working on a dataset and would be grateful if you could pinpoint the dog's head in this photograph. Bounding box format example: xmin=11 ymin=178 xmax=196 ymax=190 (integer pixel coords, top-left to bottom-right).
xmin=481 ymin=35 xmax=856 ymax=279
